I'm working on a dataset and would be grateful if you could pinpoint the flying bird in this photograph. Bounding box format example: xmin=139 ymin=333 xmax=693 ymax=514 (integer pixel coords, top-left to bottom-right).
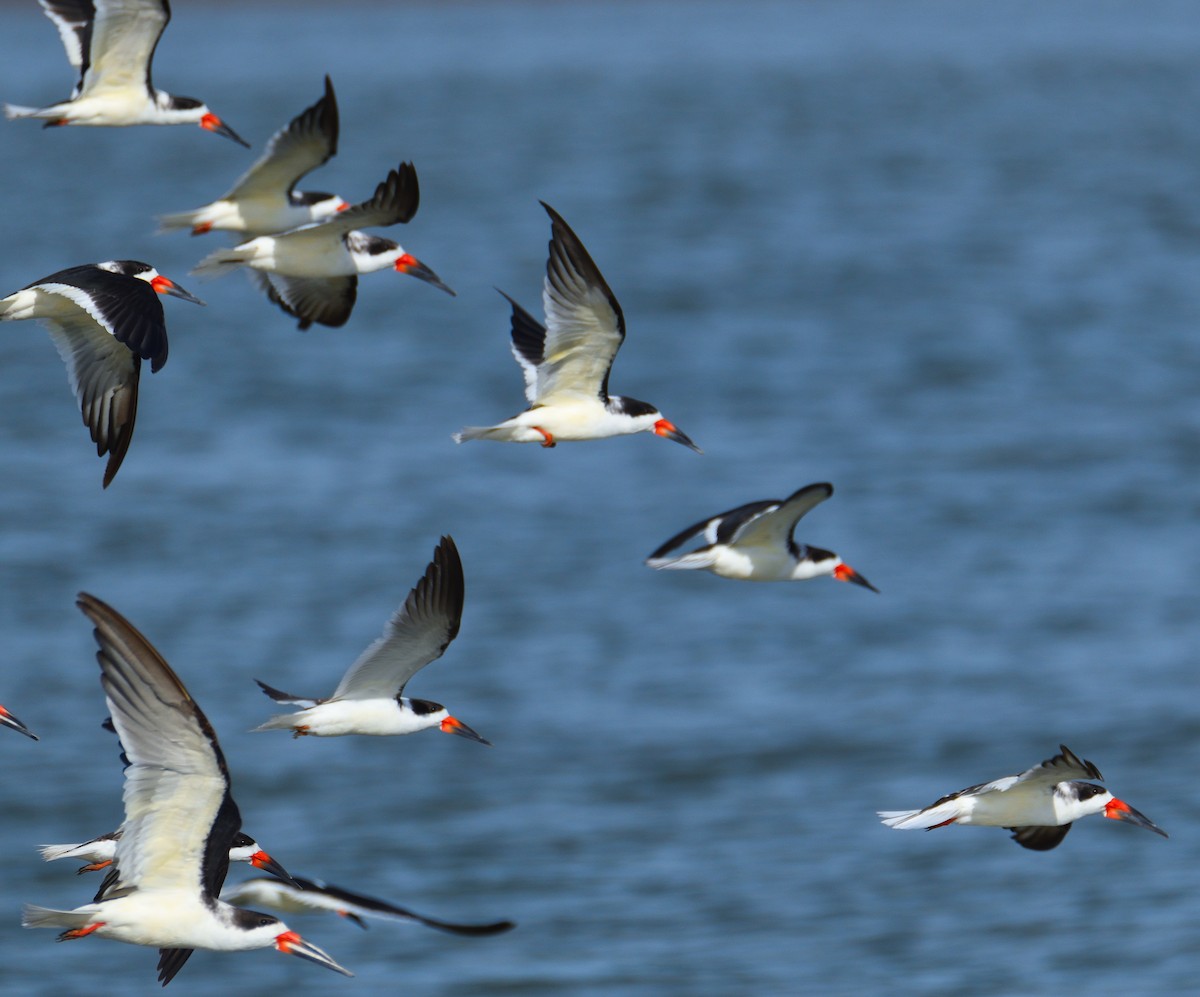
xmin=40 ymin=830 xmax=292 ymax=882
xmin=223 ymin=876 xmax=515 ymax=936
xmin=254 ymin=536 xmax=488 ymax=742
xmin=23 ymin=593 xmax=352 ymax=985
xmin=6 ymin=0 xmax=248 ymax=144
xmin=645 ymin=482 xmax=876 ymax=589
xmin=0 ymin=704 xmax=37 ymax=740
xmin=878 ymin=744 xmax=1168 ymax=851
xmin=0 ymin=260 xmax=203 ymax=487
xmin=158 ymin=75 xmax=346 ymax=237
xmin=454 ymin=202 xmax=700 ymax=451
xmin=192 ymin=161 xmax=453 ymax=329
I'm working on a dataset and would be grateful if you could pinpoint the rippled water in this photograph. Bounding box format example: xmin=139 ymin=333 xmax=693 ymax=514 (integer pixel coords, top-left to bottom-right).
xmin=0 ymin=1 xmax=1198 ymax=993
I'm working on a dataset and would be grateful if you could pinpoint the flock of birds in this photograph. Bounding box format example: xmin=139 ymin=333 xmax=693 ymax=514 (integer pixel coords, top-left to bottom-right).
xmin=0 ymin=0 xmax=1171 ymax=988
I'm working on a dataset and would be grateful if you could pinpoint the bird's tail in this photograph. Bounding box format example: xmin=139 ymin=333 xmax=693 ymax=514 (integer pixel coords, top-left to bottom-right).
xmin=38 ymin=843 xmax=88 ymax=863
xmin=157 ymin=206 xmax=219 ymax=236
xmin=452 ymin=426 xmax=500 ymax=444
xmin=22 ymin=905 xmax=92 ymax=932
xmin=252 ymin=713 xmax=301 ymax=733
xmin=192 ymin=245 xmax=253 ymax=277
xmin=645 ymin=549 xmax=720 ymax=571
xmin=877 ymin=804 xmax=957 ymax=830
xmin=4 ymin=103 xmax=50 ymax=120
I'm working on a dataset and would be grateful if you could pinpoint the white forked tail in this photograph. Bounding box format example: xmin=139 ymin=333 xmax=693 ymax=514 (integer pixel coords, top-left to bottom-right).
xmin=157 ymin=206 xmax=221 ymax=235
xmin=452 ymin=427 xmax=495 ymax=444
xmin=878 ymin=801 xmax=959 ymax=830
xmin=645 ymin=549 xmax=721 ymax=571
xmin=252 ymin=713 xmax=299 ymax=733
xmin=192 ymin=246 xmax=253 ymax=277
xmin=22 ymin=905 xmax=92 ymax=931
xmin=4 ymin=103 xmax=48 ymax=120
xmin=38 ymin=842 xmax=90 ymax=862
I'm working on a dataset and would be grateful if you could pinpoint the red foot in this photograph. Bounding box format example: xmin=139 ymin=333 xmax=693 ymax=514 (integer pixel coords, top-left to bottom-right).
xmin=926 ymin=817 xmax=958 ymax=830
xmin=60 ymin=922 xmax=105 ymax=941
xmin=79 ymin=860 xmax=112 ymax=873
xmin=292 ymin=725 xmax=311 ymax=739
xmin=192 ymin=222 xmax=213 ymax=235
xmin=535 ymin=427 xmax=555 ymax=448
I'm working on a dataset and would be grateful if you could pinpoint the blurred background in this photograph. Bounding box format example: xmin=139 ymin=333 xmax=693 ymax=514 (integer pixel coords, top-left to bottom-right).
xmin=0 ymin=0 xmax=1197 ymax=993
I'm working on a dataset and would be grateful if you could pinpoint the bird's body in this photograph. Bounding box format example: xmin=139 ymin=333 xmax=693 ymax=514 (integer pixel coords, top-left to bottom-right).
xmin=223 ymin=876 xmax=515 ymax=936
xmin=6 ymin=0 xmax=247 ymax=144
xmin=646 ymin=482 xmax=877 ymax=589
xmin=0 ymin=260 xmax=203 ymax=486
xmin=24 ymin=593 xmax=351 ymax=984
xmin=878 ymin=744 xmax=1168 ymax=851
xmin=0 ymin=704 xmax=37 ymax=739
xmin=159 ymin=76 xmax=345 ymax=237
xmin=454 ymin=203 xmax=700 ymax=451
xmin=254 ymin=536 xmax=488 ymax=743
xmin=193 ymin=161 xmax=453 ymax=328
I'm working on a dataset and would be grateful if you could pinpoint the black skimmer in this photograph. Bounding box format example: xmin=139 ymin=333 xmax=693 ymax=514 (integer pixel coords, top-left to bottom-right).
xmin=158 ymin=76 xmax=346 ymax=237
xmin=254 ymin=536 xmax=488 ymax=742
xmin=5 ymin=0 xmax=248 ymax=145
xmin=878 ymin=744 xmax=1168 ymax=851
xmin=645 ymin=482 xmax=877 ymax=589
xmin=223 ymin=876 xmax=515 ymax=936
xmin=40 ymin=830 xmax=293 ymax=882
xmin=453 ymin=202 xmax=700 ymax=452
xmin=0 ymin=260 xmax=203 ymax=486
xmin=192 ymin=161 xmax=454 ymax=329
xmin=0 ymin=704 xmax=37 ymax=739
xmin=23 ymin=593 xmax=352 ymax=984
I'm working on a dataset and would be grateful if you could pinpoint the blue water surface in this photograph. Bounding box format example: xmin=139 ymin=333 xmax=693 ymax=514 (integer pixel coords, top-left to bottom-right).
xmin=0 ymin=1 xmax=1197 ymax=994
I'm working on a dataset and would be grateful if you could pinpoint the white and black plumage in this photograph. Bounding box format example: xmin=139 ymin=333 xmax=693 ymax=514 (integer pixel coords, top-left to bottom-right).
xmin=0 ymin=704 xmax=37 ymax=740
xmin=23 ymin=593 xmax=352 ymax=985
xmin=878 ymin=744 xmax=1168 ymax=851
xmin=646 ymin=482 xmax=877 ymax=589
xmin=454 ymin=202 xmax=701 ymax=451
xmin=193 ymin=161 xmax=454 ymax=329
xmin=223 ymin=876 xmax=515 ymax=937
xmin=158 ymin=75 xmax=345 ymax=236
xmin=254 ymin=536 xmax=488 ymax=742
xmin=5 ymin=0 xmax=248 ymax=144
xmin=0 ymin=260 xmax=204 ymax=487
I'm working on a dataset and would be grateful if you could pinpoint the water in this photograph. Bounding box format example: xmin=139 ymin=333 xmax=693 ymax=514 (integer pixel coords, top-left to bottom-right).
xmin=0 ymin=0 xmax=1197 ymax=993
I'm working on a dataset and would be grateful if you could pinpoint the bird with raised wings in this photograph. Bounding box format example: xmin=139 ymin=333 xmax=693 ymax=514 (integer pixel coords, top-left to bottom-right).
xmin=254 ymin=536 xmax=488 ymax=742
xmin=23 ymin=593 xmax=352 ymax=985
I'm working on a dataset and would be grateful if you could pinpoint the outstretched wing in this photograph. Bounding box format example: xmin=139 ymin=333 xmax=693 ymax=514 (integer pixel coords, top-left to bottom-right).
xmin=727 ymin=483 xmax=834 ymax=550
xmin=533 ymin=202 xmax=625 ymax=404
xmin=332 ymin=536 xmax=465 ymax=701
xmin=228 ymin=76 xmax=339 ymax=201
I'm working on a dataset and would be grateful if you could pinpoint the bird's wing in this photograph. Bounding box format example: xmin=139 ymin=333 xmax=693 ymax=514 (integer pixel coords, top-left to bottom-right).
xmin=312 ymin=162 xmax=420 ymax=238
xmin=77 ymin=592 xmax=242 ymax=898
xmin=1008 ymin=824 xmax=1073 ymax=851
xmin=729 ymin=483 xmax=834 ymax=549
xmin=40 ymin=311 xmax=142 ymax=488
xmin=226 ymin=876 xmax=515 ymax=936
xmin=498 ymin=290 xmax=544 ymax=404
xmin=78 ymin=0 xmax=169 ymax=97
xmin=1014 ymin=745 xmax=1104 ymax=788
xmin=331 ymin=536 xmax=465 ymax=701
xmin=645 ymin=499 xmax=781 ymax=562
xmin=227 ymin=76 xmax=339 ymax=201
xmin=533 ymin=202 xmax=625 ymax=404
xmin=32 ymin=269 xmax=168 ymax=368
xmin=37 ymin=0 xmax=94 ymax=92
xmin=254 ymin=271 xmax=357 ymax=330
